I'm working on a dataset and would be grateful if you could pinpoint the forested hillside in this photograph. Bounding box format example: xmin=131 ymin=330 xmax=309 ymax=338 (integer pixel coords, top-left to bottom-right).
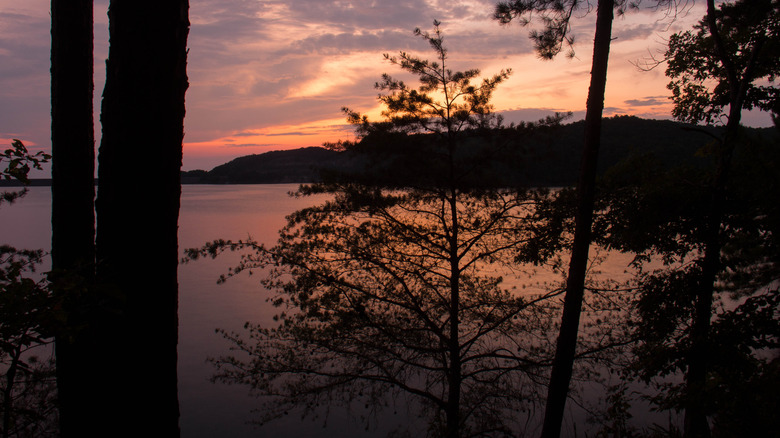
xmin=182 ymin=116 xmax=776 ymax=186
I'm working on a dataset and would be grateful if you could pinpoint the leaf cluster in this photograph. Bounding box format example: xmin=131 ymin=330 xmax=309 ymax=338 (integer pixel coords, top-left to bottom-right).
xmin=0 ymin=140 xmax=50 ymax=185
xmin=0 ymin=140 xmax=51 ymax=208
xmin=666 ymin=0 xmax=780 ymax=124
xmin=0 ymin=245 xmax=57 ymax=438
xmin=492 ymin=1 xmax=679 ymax=60
xmin=494 ymin=0 xmax=585 ymax=59
xmin=593 ymin=124 xmax=780 ymax=421
xmin=0 ymin=246 xmax=51 ymax=346
xmin=335 ymin=21 xmax=511 ymax=147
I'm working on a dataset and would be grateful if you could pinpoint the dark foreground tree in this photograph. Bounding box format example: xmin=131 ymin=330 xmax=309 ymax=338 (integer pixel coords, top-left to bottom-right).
xmin=187 ymin=23 xmax=606 ymax=438
xmin=50 ymin=0 xmax=94 ymax=299
xmin=597 ymin=2 xmax=780 ymax=437
xmin=494 ymin=2 xmax=616 ymax=436
xmin=669 ymin=3 xmax=779 ymax=436
xmin=494 ymin=2 xmax=688 ymax=436
xmin=49 ymin=1 xmax=96 ymax=435
xmin=94 ymin=1 xmax=189 ymax=435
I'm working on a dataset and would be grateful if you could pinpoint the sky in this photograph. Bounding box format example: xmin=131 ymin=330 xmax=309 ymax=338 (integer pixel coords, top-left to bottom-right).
xmin=0 ymin=0 xmax=774 ymax=173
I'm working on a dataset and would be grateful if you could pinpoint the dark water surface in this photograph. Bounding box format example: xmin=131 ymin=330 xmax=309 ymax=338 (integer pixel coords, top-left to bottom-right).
xmin=177 ymin=184 xmax=410 ymax=437
xmin=0 ymin=185 xmax=413 ymax=437
xmin=0 ymin=185 xmax=661 ymax=437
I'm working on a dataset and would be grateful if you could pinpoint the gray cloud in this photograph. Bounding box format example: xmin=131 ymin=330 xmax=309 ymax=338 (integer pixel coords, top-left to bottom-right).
xmin=279 ymin=0 xmax=438 ymax=30
xmin=615 ymin=22 xmax=659 ymax=42
xmin=602 ymin=106 xmax=625 ymax=116
xmin=288 ymin=30 xmax=411 ymax=56
xmin=222 ymin=143 xmax=279 ymax=148
xmin=266 ymin=131 xmax=318 ymax=137
xmin=625 ymin=96 xmax=669 ymax=106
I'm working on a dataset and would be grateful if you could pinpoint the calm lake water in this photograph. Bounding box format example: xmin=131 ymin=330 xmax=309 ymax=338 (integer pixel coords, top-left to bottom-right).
xmin=0 ymin=184 xmax=654 ymax=437
xmin=0 ymin=185 xmax=420 ymax=437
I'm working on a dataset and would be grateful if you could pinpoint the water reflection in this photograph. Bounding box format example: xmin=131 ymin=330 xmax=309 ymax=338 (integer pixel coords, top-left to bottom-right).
xmin=0 ymin=185 xmax=649 ymax=437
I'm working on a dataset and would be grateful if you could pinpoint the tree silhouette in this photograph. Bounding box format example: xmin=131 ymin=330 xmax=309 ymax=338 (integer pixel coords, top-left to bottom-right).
xmin=188 ymin=22 xmax=578 ymax=438
xmin=670 ymin=3 xmax=779 ymax=435
xmin=494 ymin=2 xmax=617 ymax=436
xmin=493 ymin=2 xmax=689 ymax=436
xmin=597 ymin=2 xmax=780 ymax=436
xmin=94 ymin=1 xmax=189 ymax=435
xmin=0 ymin=141 xmax=55 ymax=438
xmin=0 ymin=246 xmax=56 ymax=438
xmin=49 ymin=1 xmax=96 ymax=435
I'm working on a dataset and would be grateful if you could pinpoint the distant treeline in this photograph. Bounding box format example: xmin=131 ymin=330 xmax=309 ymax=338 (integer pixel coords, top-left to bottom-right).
xmin=181 ymin=116 xmax=775 ymax=187
xmin=1 ymin=116 xmax=761 ymax=188
xmin=0 ymin=179 xmax=55 ymax=187
xmin=182 ymin=146 xmax=343 ymax=184
xmin=3 ymin=119 xmax=775 ymax=189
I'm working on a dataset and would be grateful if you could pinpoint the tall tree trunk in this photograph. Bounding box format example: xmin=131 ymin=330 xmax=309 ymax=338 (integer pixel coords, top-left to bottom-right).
xmin=683 ymin=2 xmax=757 ymax=435
xmin=682 ymin=99 xmax=741 ymax=438
xmin=540 ymin=1 xmax=614 ymax=437
xmin=49 ymin=1 xmax=96 ymax=436
xmin=95 ymin=1 xmax=189 ymax=436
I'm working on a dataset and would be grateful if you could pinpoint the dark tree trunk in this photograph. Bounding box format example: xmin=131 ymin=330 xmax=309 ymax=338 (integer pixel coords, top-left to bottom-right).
xmin=540 ymin=1 xmax=614 ymax=437
xmin=682 ymin=2 xmax=757 ymax=435
xmin=446 ymin=191 xmax=461 ymax=438
xmin=49 ymin=1 xmax=96 ymax=436
xmin=95 ymin=1 xmax=189 ymax=436
xmin=682 ymin=100 xmax=741 ymax=438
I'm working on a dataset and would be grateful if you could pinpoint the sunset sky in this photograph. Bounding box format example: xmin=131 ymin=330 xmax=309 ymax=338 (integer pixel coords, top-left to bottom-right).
xmin=0 ymin=0 xmax=773 ymax=173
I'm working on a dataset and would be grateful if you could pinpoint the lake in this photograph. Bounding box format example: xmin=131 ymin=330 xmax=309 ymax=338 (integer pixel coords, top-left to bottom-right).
xmin=1 ymin=184 xmax=429 ymax=437
xmin=0 ymin=184 xmax=654 ymax=437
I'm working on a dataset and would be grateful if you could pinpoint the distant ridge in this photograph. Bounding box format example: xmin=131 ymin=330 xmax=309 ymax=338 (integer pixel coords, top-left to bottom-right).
xmin=0 ymin=179 xmax=54 ymax=187
xmin=183 ymin=146 xmax=343 ymax=184
xmin=180 ymin=116 xmax=771 ymax=186
xmin=6 ymin=117 xmax=774 ymax=188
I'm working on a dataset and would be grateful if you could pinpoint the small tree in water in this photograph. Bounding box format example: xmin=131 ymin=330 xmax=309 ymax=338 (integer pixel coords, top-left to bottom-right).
xmin=190 ymin=22 xmax=583 ymax=437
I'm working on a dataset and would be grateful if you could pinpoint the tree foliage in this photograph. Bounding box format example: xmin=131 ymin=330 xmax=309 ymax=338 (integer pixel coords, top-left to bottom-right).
xmin=202 ymin=187 xmax=563 ymax=436
xmin=595 ymin=124 xmax=780 ymax=435
xmin=0 ymin=246 xmax=57 ymax=438
xmin=0 ymin=140 xmax=50 ymax=207
xmin=493 ymin=1 xmax=682 ymax=59
xmin=666 ymin=0 xmax=780 ymax=125
xmin=621 ymin=2 xmax=780 ymax=436
xmin=0 ymin=140 xmax=56 ymax=438
xmin=187 ymin=23 xmax=587 ymax=438
xmin=592 ymin=2 xmax=780 ymax=427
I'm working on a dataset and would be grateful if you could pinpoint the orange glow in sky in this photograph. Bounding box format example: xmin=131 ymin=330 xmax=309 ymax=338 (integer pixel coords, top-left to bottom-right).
xmin=0 ymin=0 xmax=774 ymax=173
